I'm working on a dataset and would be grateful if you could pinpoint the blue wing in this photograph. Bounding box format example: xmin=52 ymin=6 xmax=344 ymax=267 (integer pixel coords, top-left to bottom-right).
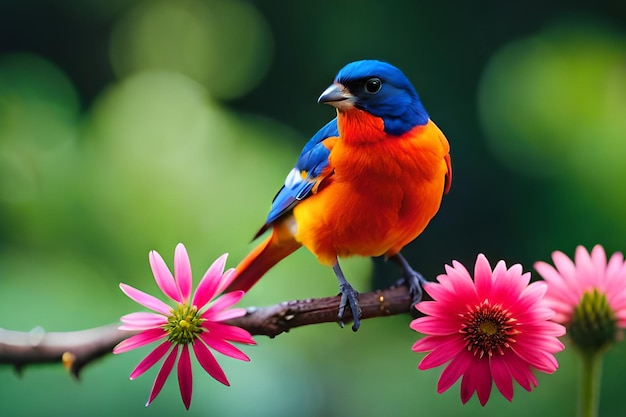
xmin=253 ymin=118 xmax=338 ymax=239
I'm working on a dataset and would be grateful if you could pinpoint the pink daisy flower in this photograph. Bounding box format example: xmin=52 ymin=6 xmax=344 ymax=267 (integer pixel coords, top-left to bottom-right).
xmin=113 ymin=243 xmax=256 ymax=409
xmin=534 ymin=245 xmax=626 ymax=350
xmin=410 ymin=254 xmax=565 ymax=406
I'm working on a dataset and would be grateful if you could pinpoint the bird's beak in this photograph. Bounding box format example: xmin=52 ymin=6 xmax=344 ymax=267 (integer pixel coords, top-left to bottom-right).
xmin=318 ymin=83 xmax=354 ymax=108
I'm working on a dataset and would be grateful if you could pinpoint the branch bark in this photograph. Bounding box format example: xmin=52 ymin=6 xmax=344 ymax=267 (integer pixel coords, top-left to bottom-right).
xmin=227 ymin=283 xmax=416 ymax=337
xmin=0 ymin=283 xmax=419 ymax=378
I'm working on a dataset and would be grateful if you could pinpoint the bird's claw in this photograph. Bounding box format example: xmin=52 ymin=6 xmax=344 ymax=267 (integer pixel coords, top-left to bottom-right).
xmin=338 ymin=282 xmax=362 ymax=331
xmin=390 ymin=254 xmax=429 ymax=314
xmin=406 ymin=270 xmax=426 ymax=307
xmin=395 ymin=269 xmax=427 ymax=311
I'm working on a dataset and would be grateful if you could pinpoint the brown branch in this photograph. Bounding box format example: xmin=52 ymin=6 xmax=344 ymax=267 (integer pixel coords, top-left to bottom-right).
xmin=0 ymin=283 xmax=419 ymax=377
xmin=228 ymin=283 xmax=416 ymax=337
xmin=0 ymin=324 xmax=129 ymax=378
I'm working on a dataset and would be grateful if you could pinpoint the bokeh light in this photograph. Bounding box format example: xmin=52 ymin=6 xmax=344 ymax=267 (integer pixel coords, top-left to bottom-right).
xmin=478 ymin=18 xmax=626 ymax=241
xmin=479 ymin=19 xmax=626 ymax=184
xmin=0 ymin=53 xmax=79 ymax=203
xmin=109 ymin=0 xmax=273 ymax=99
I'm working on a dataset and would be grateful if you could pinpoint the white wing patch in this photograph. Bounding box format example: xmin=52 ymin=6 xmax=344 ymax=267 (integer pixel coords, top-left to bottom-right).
xmin=284 ymin=167 xmax=304 ymax=189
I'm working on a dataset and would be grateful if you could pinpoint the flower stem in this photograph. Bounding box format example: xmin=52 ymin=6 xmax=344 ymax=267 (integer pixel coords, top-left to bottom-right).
xmin=578 ymin=350 xmax=603 ymax=417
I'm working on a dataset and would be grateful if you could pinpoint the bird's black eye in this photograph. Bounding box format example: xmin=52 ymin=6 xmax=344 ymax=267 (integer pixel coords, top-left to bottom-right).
xmin=364 ymin=77 xmax=382 ymax=94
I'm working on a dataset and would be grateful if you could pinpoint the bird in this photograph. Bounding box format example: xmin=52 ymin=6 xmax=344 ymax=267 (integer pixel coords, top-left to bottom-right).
xmin=226 ymin=60 xmax=452 ymax=331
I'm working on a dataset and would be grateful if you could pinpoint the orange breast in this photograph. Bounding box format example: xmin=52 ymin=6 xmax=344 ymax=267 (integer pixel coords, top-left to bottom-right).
xmin=292 ymin=114 xmax=450 ymax=266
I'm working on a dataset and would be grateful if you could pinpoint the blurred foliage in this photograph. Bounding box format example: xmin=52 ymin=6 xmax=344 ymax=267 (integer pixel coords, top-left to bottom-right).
xmin=1 ymin=0 xmax=626 ymax=416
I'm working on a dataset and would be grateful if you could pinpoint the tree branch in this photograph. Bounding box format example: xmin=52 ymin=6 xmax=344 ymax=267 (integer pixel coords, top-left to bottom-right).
xmin=0 ymin=283 xmax=419 ymax=377
xmin=227 ymin=283 xmax=416 ymax=337
xmin=0 ymin=324 xmax=129 ymax=378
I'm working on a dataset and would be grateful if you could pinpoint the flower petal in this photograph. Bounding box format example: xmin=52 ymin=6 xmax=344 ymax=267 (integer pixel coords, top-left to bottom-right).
xmin=444 ymin=262 xmax=477 ymax=303
xmin=410 ymin=315 xmax=461 ymax=335
xmin=415 ymin=300 xmax=463 ymax=320
xmin=203 ymin=322 xmax=256 ymax=344
xmin=410 ymin=334 xmax=449 ymax=352
xmin=217 ymin=268 xmax=237 ymax=294
xmin=437 ymin=350 xmax=472 ymax=393
xmin=510 ymin=341 xmax=559 ymax=373
xmin=576 ymin=245 xmax=600 ymax=287
xmin=202 ymin=291 xmax=245 ymax=320
xmin=113 ymin=328 xmax=166 ymax=354
xmin=461 ymin=357 xmax=492 ymax=405
xmin=491 ymin=263 xmax=528 ymax=307
xmin=473 ymin=254 xmax=494 ymax=300
xmin=147 ymin=345 xmax=178 ymax=407
xmin=535 ymin=260 xmax=581 ymax=312
xmin=192 ymin=340 xmax=229 ymax=386
xmin=199 ymin=333 xmax=250 ymax=361
xmin=417 ymin=336 xmax=466 ymax=369
xmin=174 ymin=243 xmax=192 ymax=303
xmin=589 ymin=245 xmax=608 ymax=285
xmin=503 ymin=350 xmax=537 ymax=391
xmin=490 ymin=354 xmax=514 ymax=402
xmin=130 ymin=341 xmax=172 ymax=380
xmin=149 ymin=249 xmax=180 ymax=303
xmin=119 ymin=283 xmax=172 ymax=315
xmin=551 ymin=250 xmax=580 ymax=291
xmin=120 ymin=312 xmax=167 ymax=331
xmin=192 ymin=254 xmax=228 ymax=309
xmin=178 ymin=344 xmax=193 ymax=410
xmin=211 ymin=308 xmax=247 ymax=322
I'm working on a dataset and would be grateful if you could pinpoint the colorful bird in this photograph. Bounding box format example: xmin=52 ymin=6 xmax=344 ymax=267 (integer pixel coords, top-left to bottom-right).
xmin=227 ymin=60 xmax=452 ymax=330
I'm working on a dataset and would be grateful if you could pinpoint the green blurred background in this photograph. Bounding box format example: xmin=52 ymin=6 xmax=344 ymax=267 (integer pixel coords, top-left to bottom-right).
xmin=1 ymin=0 xmax=625 ymax=416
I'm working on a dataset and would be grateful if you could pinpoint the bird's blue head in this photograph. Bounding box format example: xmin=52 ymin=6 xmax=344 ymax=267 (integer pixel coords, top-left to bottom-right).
xmin=318 ymin=60 xmax=429 ymax=136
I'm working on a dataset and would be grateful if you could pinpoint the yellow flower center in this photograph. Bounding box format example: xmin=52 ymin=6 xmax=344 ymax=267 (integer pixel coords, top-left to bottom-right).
xmin=460 ymin=299 xmax=519 ymax=358
xmin=164 ymin=304 xmax=205 ymax=345
xmin=479 ymin=320 xmax=498 ymax=336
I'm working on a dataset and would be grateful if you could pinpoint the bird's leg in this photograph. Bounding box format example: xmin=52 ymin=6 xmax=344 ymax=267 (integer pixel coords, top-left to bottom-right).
xmin=332 ymin=261 xmax=362 ymax=331
xmin=390 ymin=253 xmax=428 ymax=309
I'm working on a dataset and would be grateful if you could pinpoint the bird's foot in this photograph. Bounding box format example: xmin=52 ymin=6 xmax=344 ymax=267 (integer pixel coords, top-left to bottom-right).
xmin=391 ymin=253 xmax=428 ymax=312
xmin=395 ymin=269 xmax=427 ymax=309
xmin=338 ymin=281 xmax=362 ymax=331
xmin=332 ymin=261 xmax=362 ymax=331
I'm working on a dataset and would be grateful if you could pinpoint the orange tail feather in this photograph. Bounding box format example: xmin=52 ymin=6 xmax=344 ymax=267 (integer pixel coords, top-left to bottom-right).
xmin=226 ymin=222 xmax=301 ymax=293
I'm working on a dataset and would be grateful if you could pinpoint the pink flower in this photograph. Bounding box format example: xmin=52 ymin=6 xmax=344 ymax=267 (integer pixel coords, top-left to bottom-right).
xmin=113 ymin=243 xmax=256 ymax=409
xmin=534 ymin=245 xmax=626 ymax=350
xmin=410 ymin=254 xmax=565 ymax=406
